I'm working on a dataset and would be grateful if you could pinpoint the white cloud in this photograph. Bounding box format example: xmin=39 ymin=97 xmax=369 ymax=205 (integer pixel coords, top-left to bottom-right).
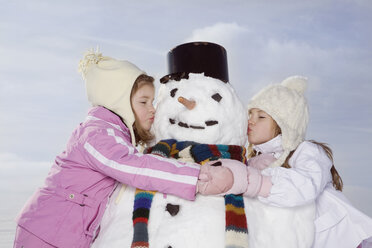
xmin=185 ymin=22 xmax=248 ymax=49
xmin=75 ymin=35 xmax=164 ymax=56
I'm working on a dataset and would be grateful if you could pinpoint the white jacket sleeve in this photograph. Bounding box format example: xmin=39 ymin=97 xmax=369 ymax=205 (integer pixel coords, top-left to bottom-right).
xmin=258 ymin=141 xmax=333 ymax=207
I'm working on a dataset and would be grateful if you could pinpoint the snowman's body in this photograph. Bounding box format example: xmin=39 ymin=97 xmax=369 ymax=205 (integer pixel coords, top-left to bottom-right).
xmin=92 ymin=74 xmax=315 ymax=248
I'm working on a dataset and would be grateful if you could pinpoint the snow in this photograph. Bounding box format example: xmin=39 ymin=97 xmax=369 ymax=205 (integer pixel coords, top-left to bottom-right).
xmin=154 ymin=73 xmax=248 ymax=146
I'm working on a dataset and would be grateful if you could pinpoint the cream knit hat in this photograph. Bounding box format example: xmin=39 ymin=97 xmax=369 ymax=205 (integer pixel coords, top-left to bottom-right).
xmin=247 ymin=76 xmax=309 ymax=167
xmin=78 ymin=49 xmax=145 ymax=145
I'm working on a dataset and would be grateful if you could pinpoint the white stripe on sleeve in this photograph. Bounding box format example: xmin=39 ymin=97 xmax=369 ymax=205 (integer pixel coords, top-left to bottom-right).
xmin=85 ymin=116 xmax=131 ymax=139
xmin=106 ymin=128 xmax=200 ymax=170
xmin=86 ymin=116 xmax=124 ymax=132
xmin=145 ymin=153 xmax=200 ymax=169
xmin=106 ymin=128 xmax=135 ymax=154
xmin=84 ymin=142 xmax=197 ymax=185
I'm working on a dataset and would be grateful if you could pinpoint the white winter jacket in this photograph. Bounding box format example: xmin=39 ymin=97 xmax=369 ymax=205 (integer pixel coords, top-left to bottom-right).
xmin=254 ymin=136 xmax=372 ymax=248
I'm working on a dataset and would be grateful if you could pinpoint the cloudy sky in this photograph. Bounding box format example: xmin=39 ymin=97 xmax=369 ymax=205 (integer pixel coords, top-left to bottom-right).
xmin=1 ymin=0 xmax=371 ymax=245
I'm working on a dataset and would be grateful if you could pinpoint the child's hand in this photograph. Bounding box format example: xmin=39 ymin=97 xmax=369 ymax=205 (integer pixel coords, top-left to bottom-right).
xmin=198 ymin=159 xmax=249 ymax=196
xmin=220 ymin=159 xmax=272 ymax=197
xmin=197 ymin=161 xmax=234 ymax=195
xmin=197 ymin=159 xmax=273 ymax=198
xmin=248 ymin=153 xmax=276 ymax=170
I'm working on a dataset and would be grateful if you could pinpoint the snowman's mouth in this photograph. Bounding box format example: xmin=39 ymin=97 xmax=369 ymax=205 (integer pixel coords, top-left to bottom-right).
xmin=169 ymin=118 xmax=218 ymax=129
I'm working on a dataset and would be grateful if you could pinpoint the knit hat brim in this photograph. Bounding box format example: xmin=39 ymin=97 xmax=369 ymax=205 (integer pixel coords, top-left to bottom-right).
xmin=247 ymin=76 xmax=309 ymax=167
xmin=79 ymin=50 xmax=145 ymax=145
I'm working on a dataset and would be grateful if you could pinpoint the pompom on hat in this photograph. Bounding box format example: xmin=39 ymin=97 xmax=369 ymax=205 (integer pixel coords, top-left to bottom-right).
xmin=247 ymin=76 xmax=309 ymax=167
xmin=78 ymin=48 xmax=145 ymax=145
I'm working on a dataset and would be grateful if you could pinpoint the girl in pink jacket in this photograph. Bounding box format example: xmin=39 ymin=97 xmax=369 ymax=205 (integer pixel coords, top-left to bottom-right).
xmin=13 ymin=50 xmax=232 ymax=248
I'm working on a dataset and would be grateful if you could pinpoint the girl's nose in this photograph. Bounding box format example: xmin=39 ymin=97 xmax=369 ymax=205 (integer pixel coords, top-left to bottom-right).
xmin=178 ymin=97 xmax=196 ymax=110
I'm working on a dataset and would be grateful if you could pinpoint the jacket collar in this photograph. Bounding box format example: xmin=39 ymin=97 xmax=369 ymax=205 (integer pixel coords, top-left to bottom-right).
xmin=87 ymin=106 xmax=130 ymax=133
xmin=253 ymin=135 xmax=284 ymax=158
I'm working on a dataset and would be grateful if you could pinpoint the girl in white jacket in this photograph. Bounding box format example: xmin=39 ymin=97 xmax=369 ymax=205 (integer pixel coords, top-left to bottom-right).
xmin=200 ymin=76 xmax=372 ymax=248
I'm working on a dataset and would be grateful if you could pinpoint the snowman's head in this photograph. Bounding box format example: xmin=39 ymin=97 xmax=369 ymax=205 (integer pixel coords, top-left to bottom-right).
xmin=154 ymin=73 xmax=247 ymax=146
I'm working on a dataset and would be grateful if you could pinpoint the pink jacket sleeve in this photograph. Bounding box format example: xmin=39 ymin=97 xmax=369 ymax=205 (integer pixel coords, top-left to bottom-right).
xmin=81 ymin=128 xmax=200 ymax=201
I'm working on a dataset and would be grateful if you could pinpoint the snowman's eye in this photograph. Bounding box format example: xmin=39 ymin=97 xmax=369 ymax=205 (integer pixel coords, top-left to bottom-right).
xmin=170 ymin=88 xmax=178 ymax=97
xmin=211 ymin=93 xmax=222 ymax=102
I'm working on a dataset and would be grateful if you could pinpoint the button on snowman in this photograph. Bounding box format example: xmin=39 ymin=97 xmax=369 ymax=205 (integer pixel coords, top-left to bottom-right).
xmin=92 ymin=42 xmax=315 ymax=248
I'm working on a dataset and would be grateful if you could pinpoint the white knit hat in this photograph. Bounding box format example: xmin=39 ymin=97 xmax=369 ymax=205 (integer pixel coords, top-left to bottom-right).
xmin=247 ymin=76 xmax=309 ymax=167
xmin=78 ymin=49 xmax=145 ymax=145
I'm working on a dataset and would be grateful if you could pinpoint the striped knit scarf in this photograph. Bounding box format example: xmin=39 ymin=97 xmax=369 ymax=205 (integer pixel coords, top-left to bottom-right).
xmin=131 ymin=139 xmax=249 ymax=248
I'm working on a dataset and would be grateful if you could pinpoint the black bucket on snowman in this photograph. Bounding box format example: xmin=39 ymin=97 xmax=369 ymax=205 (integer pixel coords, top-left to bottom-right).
xmin=160 ymin=42 xmax=229 ymax=84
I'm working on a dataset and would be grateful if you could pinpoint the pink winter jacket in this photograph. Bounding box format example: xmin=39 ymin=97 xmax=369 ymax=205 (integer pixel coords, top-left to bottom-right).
xmin=16 ymin=106 xmax=200 ymax=248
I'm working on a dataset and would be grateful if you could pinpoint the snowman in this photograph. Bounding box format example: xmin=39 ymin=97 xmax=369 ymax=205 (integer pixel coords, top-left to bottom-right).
xmin=92 ymin=42 xmax=315 ymax=248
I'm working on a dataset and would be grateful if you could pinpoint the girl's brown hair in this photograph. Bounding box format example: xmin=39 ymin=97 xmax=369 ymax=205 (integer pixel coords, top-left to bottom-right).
xmin=248 ymin=120 xmax=343 ymax=191
xmin=130 ymin=74 xmax=155 ymax=146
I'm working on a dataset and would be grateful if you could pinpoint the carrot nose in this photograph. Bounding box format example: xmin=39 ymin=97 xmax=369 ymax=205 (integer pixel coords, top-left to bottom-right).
xmin=178 ymin=97 xmax=196 ymax=110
